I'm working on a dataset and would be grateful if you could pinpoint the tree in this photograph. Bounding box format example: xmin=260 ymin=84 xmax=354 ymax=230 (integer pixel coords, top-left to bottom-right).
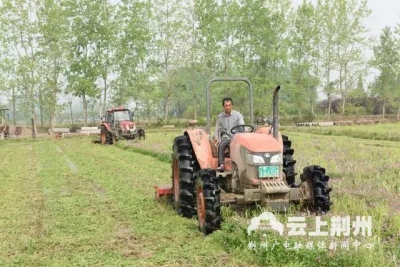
xmin=64 ymin=0 xmax=105 ymax=126
xmin=316 ymin=0 xmax=338 ymax=115
xmin=37 ymin=0 xmax=69 ymax=130
xmin=289 ymin=0 xmax=319 ymax=116
xmin=0 ymin=0 xmax=43 ymax=137
xmin=370 ymin=26 xmax=399 ymax=118
xmin=95 ymin=0 xmax=118 ymax=115
xmin=348 ymin=74 xmax=368 ymax=98
xmin=393 ymin=23 xmax=400 ymax=120
xmin=149 ymin=0 xmax=190 ymax=121
xmin=110 ymin=0 xmax=151 ymax=108
xmin=333 ymin=0 xmax=371 ymax=114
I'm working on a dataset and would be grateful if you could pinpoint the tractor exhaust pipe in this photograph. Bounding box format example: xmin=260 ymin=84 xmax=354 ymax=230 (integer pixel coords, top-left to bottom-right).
xmin=273 ymin=85 xmax=280 ymax=141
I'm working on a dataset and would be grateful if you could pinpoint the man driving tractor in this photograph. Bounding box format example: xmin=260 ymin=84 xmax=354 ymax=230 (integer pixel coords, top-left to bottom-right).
xmin=213 ymin=97 xmax=244 ymax=171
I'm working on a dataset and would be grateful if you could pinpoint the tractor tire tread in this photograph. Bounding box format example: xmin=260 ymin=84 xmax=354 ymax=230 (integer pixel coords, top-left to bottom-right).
xmin=282 ymin=135 xmax=297 ymax=186
xmin=172 ymin=135 xmax=199 ymax=219
xmin=301 ymin=165 xmax=333 ymax=213
xmin=197 ymin=169 xmax=222 ymax=235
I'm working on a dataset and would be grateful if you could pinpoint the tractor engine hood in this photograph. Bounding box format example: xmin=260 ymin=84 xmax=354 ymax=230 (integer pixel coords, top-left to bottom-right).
xmin=119 ymin=121 xmax=136 ymax=131
xmin=233 ymin=133 xmax=281 ymax=153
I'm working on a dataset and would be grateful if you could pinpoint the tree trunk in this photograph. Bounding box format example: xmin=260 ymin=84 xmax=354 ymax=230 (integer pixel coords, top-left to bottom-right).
xmin=342 ymin=63 xmax=348 ymax=115
xmin=164 ymin=98 xmax=169 ymax=122
xmin=397 ymin=105 xmax=400 ymax=120
xmin=339 ymin=64 xmax=344 ymax=115
xmin=50 ymin=85 xmax=57 ymax=131
xmin=342 ymin=97 xmax=346 ymax=115
xmin=146 ymin=103 xmax=151 ymax=124
xmin=39 ymin=88 xmax=44 ymax=127
xmin=327 ymin=95 xmax=332 ymax=115
xmin=191 ymin=71 xmax=197 ymax=120
xmin=50 ymin=111 xmax=55 ymax=132
xmin=69 ymin=102 xmax=74 ymax=125
xmin=82 ymin=94 xmax=87 ymax=126
xmin=164 ymin=82 xmax=171 ymax=122
xmin=31 ymin=106 xmax=37 ymax=139
xmin=30 ymin=84 xmax=37 ymax=138
xmin=99 ymin=98 xmax=103 ymax=118
xmin=91 ymin=106 xmax=95 ymax=124
xmin=298 ymin=79 xmax=302 ymax=117
xmin=382 ymin=99 xmax=386 ymax=119
xmin=12 ymin=87 xmax=16 ymax=125
xmin=103 ymin=74 xmax=108 ymax=114
xmin=50 ymin=58 xmax=60 ymax=131
xmin=311 ymin=102 xmax=315 ymax=116
xmin=31 ymin=118 xmax=36 ymax=139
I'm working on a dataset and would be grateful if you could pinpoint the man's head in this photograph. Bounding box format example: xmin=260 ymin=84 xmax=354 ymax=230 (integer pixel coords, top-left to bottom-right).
xmin=222 ymin=97 xmax=233 ymax=115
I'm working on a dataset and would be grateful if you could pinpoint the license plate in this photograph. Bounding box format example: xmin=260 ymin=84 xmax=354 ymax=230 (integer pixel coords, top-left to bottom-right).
xmin=259 ymin=166 xmax=279 ymax=178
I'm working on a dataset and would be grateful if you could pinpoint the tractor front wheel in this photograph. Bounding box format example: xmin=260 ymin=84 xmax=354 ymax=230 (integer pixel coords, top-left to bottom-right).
xmin=196 ymin=169 xmax=222 ymax=235
xmin=282 ymin=135 xmax=297 ymax=186
xmin=300 ymin=165 xmax=332 ymax=212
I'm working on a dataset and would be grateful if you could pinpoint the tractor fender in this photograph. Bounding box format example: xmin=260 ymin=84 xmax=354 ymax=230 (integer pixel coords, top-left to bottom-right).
xmin=185 ymin=129 xmax=217 ymax=169
xmin=101 ymin=123 xmax=111 ymax=132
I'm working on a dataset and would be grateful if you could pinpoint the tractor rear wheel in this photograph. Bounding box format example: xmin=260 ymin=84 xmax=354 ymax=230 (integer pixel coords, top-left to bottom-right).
xmin=112 ymin=133 xmax=117 ymax=145
xmin=300 ymin=165 xmax=332 ymax=212
xmin=172 ymin=135 xmax=199 ymax=218
xmin=100 ymin=127 xmax=112 ymax=145
xmin=196 ymin=169 xmax=222 ymax=235
xmin=282 ymin=135 xmax=297 ymax=186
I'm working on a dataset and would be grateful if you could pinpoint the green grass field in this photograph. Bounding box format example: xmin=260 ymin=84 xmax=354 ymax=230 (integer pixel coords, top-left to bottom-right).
xmin=1 ymin=123 xmax=400 ymax=266
xmin=281 ymin=121 xmax=400 ymax=142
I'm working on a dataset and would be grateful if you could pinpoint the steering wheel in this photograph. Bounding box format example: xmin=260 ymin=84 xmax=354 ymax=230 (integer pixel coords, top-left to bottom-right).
xmin=230 ymin=124 xmax=255 ymax=135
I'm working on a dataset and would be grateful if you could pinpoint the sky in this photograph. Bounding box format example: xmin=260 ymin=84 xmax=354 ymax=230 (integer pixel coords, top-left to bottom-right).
xmin=292 ymin=0 xmax=400 ymax=92
xmin=292 ymin=0 xmax=400 ymax=38
xmin=359 ymin=0 xmax=400 ymax=37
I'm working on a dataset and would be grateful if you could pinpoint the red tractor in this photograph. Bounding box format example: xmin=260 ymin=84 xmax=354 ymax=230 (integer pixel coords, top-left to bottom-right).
xmin=156 ymin=77 xmax=332 ymax=235
xmin=99 ymin=107 xmax=140 ymax=145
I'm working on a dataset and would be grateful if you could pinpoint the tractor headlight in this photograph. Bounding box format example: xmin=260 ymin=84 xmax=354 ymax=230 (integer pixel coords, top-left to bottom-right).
xmin=270 ymin=153 xmax=282 ymax=164
xmin=245 ymin=150 xmax=282 ymax=165
xmin=246 ymin=153 xmax=265 ymax=165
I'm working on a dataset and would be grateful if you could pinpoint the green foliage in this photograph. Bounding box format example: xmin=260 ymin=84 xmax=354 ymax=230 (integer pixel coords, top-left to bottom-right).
xmin=1 ymin=0 xmax=400 ymax=130
xmin=343 ymin=103 xmax=368 ymax=116
xmin=370 ymin=26 xmax=400 ymax=117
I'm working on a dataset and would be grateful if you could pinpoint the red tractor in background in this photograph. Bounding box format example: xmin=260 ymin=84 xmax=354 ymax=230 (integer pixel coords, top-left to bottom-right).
xmin=156 ymin=77 xmax=332 ymax=236
xmin=99 ymin=107 xmax=143 ymax=145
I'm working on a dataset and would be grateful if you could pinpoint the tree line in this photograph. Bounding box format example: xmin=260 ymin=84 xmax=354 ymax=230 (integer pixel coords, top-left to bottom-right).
xmin=0 ymin=0 xmax=399 ymax=131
